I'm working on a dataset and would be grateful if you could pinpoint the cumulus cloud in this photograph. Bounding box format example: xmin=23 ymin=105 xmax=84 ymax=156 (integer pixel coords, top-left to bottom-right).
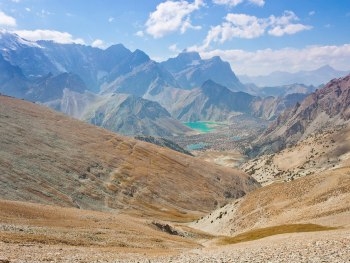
xmin=91 ymin=39 xmax=105 ymax=49
xmin=145 ymin=0 xmax=204 ymax=38
xmin=212 ymin=0 xmax=265 ymax=7
xmin=0 ymin=11 xmax=17 ymax=27
xmin=13 ymin=29 xmax=85 ymax=44
xmin=268 ymin=10 xmax=312 ymax=36
xmin=196 ymin=44 xmax=350 ymax=75
xmin=200 ymin=10 xmax=311 ymax=48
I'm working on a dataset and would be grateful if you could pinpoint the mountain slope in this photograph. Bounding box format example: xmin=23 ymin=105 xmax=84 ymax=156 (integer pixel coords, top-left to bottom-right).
xmin=0 ymin=53 xmax=28 ymax=98
xmin=26 ymin=72 xmax=87 ymax=102
xmin=251 ymin=93 xmax=309 ymax=120
xmin=248 ymin=74 xmax=350 ymax=156
xmin=101 ymin=57 xmax=180 ymax=98
xmin=171 ymin=80 xmax=255 ymax=122
xmin=49 ymin=89 xmax=191 ymax=137
xmin=161 ymin=52 xmax=244 ymax=91
xmin=254 ymin=83 xmax=316 ymax=97
xmin=0 ymin=95 xmax=259 ymax=219
xmin=191 ymin=166 xmax=350 ymax=236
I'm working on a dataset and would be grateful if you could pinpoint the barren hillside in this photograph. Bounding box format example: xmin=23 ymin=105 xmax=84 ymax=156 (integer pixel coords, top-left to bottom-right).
xmin=191 ymin=166 xmax=350 ymax=236
xmin=0 ymin=95 xmax=258 ymax=220
xmin=248 ymin=74 xmax=350 ymax=156
xmin=241 ymin=124 xmax=350 ymax=185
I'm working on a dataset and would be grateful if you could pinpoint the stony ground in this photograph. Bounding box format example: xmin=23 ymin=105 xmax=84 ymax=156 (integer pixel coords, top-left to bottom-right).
xmin=1 ymin=228 xmax=348 ymax=262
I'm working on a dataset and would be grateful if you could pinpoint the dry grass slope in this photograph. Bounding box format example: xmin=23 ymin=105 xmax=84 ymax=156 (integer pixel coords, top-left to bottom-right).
xmin=0 ymin=95 xmax=259 ymax=221
xmin=218 ymin=224 xmax=337 ymax=245
xmin=192 ymin=166 xmax=350 ymax=235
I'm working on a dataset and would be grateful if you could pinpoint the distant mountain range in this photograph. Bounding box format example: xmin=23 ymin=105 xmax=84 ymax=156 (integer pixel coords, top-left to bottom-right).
xmin=239 ymin=65 xmax=349 ymax=87
xmin=0 ymin=31 xmax=347 ymax=137
xmin=47 ymin=89 xmax=191 ymax=137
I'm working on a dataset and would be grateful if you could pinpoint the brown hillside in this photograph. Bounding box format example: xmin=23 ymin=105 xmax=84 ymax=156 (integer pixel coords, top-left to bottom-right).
xmin=191 ymin=166 xmax=350 ymax=235
xmin=0 ymin=95 xmax=258 ymax=220
xmin=248 ymin=74 xmax=350 ymax=156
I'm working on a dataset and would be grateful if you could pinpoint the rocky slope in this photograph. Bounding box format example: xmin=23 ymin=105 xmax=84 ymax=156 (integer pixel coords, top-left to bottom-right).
xmin=170 ymin=80 xmax=255 ymax=122
xmin=248 ymin=74 xmax=350 ymax=156
xmin=192 ymin=165 xmax=350 ymax=236
xmin=163 ymin=80 xmax=307 ymax=122
xmin=251 ymin=93 xmax=309 ymax=120
xmin=47 ymin=89 xmax=191 ymax=137
xmin=0 ymin=53 xmax=28 ymax=98
xmin=0 ymin=95 xmax=259 ymax=219
xmin=242 ymin=124 xmax=350 ymax=185
xmin=26 ymin=72 xmax=87 ymax=102
xmin=161 ymin=51 xmax=245 ymax=91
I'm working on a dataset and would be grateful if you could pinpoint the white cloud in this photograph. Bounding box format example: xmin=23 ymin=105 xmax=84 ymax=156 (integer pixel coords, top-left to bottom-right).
xmin=13 ymin=29 xmax=85 ymax=45
xmin=249 ymin=0 xmax=265 ymax=6
xmin=212 ymin=0 xmax=264 ymax=7
xmin=268 ymin=10 xmax=312 ymax=36
xmin=25 ymin=7 xmax=31 ymax=12
xmin=135 ymin=30 xmax=144 ymax=37
xmin=91 ymin=39 xmax=105 ymax=49
xmin=268 ymin=23 xmax=312 ymax=37
xmin=200 ymin=10 xmax=311 ymax=48
xmin=196 ymin=44 xmax=350 ymax=75
xmin=309 ymin=10 xmax=315 ymax=16
xmin=145 ymin=0 xmax=204 ymax=38
xmin=169 ymin=43 xmax=180 ymax=53
xmin=0 ymin=11 xmax=17 ymax=27
xmin=108 ymin=17 xmax=114 ymax=23
xmin=213 ymin=0 xmax=243 ymax=6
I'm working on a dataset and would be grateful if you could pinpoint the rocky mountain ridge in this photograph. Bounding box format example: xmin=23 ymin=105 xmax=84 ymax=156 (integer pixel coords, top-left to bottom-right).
xmin=47 ymin=89 xmax=191 ymax=137
xmin=248 ymin=74 xmax=350 ymax=156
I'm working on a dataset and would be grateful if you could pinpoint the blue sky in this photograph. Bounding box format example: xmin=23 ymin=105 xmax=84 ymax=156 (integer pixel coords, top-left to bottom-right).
xmin=0 ymin=0 xmax=349 ymax=75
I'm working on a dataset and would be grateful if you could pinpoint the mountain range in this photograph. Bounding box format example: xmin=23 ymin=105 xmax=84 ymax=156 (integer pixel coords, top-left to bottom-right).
xmin=48 ymin=89 xmax=191 ymax=137
xmin=1 ymin=32 xmax=350 ymax=263
xmin=1 ymin=82 xmax=349 ymax=262
xmin=239 ymin=65 xmax=349 ymax=87
xmin=0 ymin=31 xmax=342 ymax=137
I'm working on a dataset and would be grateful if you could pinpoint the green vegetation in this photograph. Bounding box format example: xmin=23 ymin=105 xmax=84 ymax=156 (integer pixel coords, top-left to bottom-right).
xmin=219 ymin=224 xmax=337 ymax=245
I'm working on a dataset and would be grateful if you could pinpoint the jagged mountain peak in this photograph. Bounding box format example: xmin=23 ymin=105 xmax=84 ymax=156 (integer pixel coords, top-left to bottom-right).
xmin=176 ymin=51 xmax=201 ymax=62
xmin=0 ymin=30 xmax=41 ymax=49
xmin=200 ymin=79 xmax=229 ymax=94
xmin=130 ymin=49 xmax=150 ymax=64
xmin=161 ymin=51 xmax=244 ymax=91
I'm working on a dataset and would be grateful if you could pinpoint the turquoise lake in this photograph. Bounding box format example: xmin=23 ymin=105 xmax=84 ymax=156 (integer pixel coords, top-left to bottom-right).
xmin=184 ymin=122 xmax=215 ymax=133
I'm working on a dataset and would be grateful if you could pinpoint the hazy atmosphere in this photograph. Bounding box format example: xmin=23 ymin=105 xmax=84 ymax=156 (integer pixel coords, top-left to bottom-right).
xmin=1 ymin=0 xmax=349 ymax=74
xmin=0 ymin=1 xmax=349 ymax=262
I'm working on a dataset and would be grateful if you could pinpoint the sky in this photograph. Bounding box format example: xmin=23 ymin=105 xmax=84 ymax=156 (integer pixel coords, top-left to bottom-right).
xmin=0 ymin=0 xmax=349 ymax=75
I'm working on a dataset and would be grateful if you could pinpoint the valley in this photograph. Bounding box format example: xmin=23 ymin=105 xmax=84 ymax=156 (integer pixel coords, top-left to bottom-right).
xmin=0 ymin=30 xmax=349 ymax=262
